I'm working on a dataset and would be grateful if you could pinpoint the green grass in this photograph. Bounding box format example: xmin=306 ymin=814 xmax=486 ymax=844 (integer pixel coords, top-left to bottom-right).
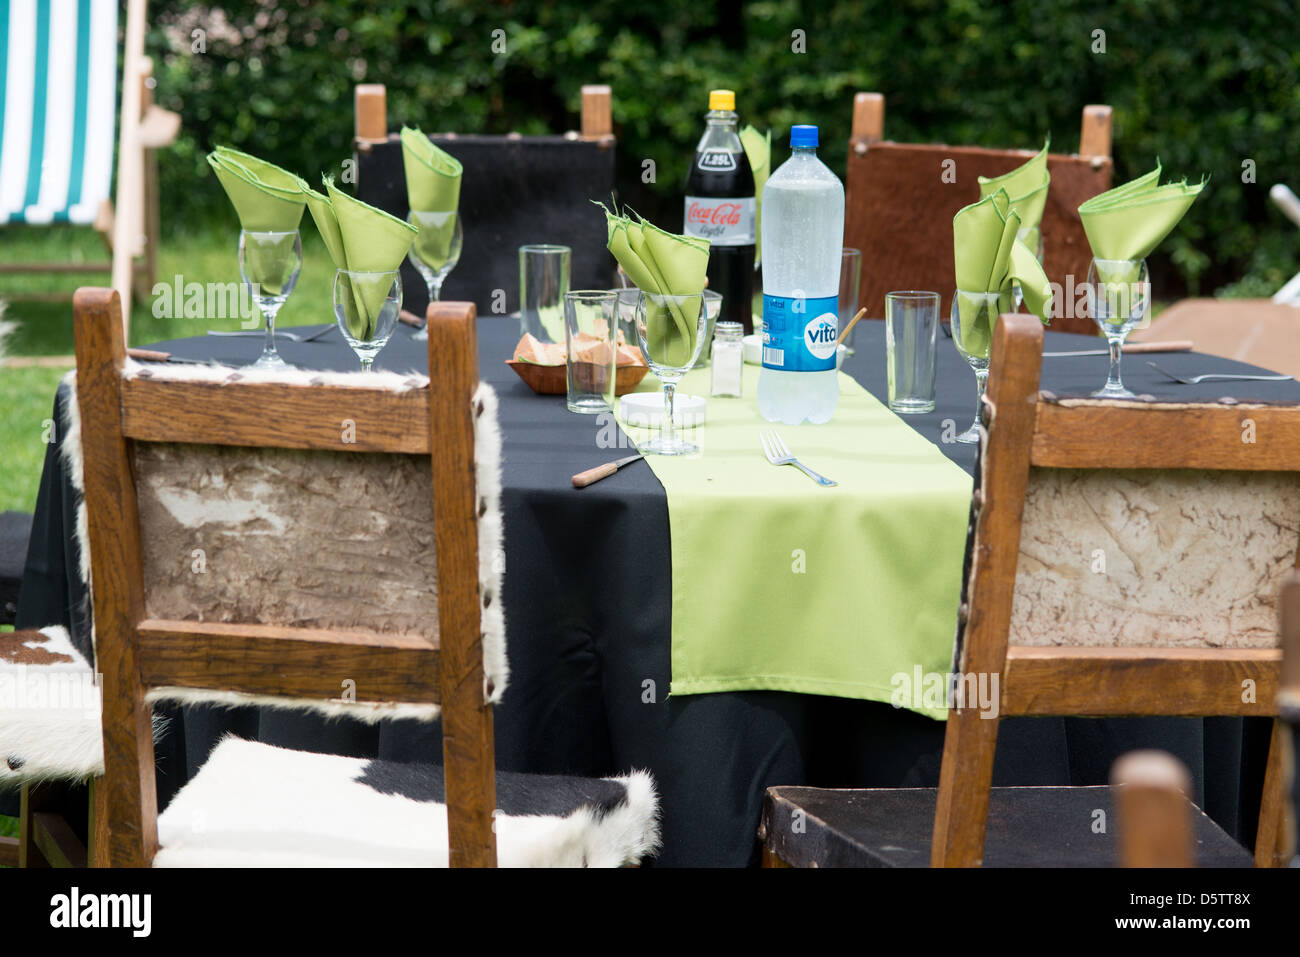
xmin=1 ymin=222 xmax=339 ymax=512
xmin=0 ymin=816 xmax=16 ymax=840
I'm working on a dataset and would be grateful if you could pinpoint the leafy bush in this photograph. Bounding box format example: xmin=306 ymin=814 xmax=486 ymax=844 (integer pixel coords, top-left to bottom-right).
xmin=149 ymin=0 xmax=1300 ymax=296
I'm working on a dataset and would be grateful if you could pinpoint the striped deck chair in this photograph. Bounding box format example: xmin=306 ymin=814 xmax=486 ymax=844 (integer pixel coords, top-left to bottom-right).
xmin=0 ymin=0 xmax=179 ymax=328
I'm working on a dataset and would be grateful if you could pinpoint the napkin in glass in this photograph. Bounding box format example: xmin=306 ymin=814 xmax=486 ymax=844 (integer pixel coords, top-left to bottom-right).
xmin=1079 ymin=162 xmax=1206 ymax=261
xmin=740 ymin=125 xmax=771 ymax=265
xmin=978 ymin=139 xmax=1050 ymax=253
xmin=952 ymin=187 xmax=1052 ymax=357
xmin=207 ymin=146 xmax=307 ymax=232
xmin=302 ymin=178 xmax=418 ymax=339
xmin=601 ymin=204 xmax=709 ymax=368
xmin=400 ymin=126 xmax=463 ymax=271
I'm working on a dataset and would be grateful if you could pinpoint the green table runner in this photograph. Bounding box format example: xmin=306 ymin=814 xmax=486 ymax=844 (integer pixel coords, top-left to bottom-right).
xmin=621 ymin=365 xmax=972 ymax=719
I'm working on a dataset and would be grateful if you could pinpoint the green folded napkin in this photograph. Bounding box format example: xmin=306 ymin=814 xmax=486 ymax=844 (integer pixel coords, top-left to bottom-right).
xmin=601 ymin=205 xmax=710 ymax=368
xmin=740 ymin=125 xmax=771 ymax=265
xmin=400 ymin=126 xmax=463 ymax=271
xmin=978 ymin=139 xmax=1050 ymax=253
xmin=207 ymin=146 xmax=306 ymax=232
xmin=952 ymin=188 xmax=1052 ymax=357
xmin=302 ymin=178 xmax=417 ymax=339
xmin=1079 ymin=162 xmax=1207 ymax=261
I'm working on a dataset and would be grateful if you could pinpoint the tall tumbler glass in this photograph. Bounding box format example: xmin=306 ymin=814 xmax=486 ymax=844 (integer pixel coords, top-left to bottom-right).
xmin=564 ymin=290 xmax=618 ymax=413
xmin=885 ymin=291 xmax=939 ymax=413
xmin=520 ymin=244 xmax=570 ymax=343
xmin=838 ymin=248 xmax=863 ymax=352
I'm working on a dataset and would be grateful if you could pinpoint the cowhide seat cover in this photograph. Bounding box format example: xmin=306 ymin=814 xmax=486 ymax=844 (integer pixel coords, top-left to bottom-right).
xmin=155 ymin=737 xmax=660 ymax=868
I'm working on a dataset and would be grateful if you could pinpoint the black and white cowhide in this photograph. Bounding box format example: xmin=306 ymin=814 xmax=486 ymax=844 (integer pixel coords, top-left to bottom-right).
xmin=154 ymin=737 xmax=660 ymax=867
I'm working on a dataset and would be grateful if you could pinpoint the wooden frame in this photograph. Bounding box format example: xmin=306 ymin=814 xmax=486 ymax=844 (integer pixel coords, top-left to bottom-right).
xmin=844 ymin=93 xmax=1113 ymax=335
xmin=73 ymin=288 xmax=497 ymax=866
xmin=931 ymin=312 xmax=1292 ymax=867
xmin=6 ymin=0 xmax=179 ymax=335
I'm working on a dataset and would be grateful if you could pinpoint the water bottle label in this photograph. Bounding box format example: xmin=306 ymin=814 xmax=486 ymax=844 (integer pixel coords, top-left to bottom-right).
xmin=761 ymin=294 xmax=838 ymax=371
xmin=684 ymin=197 xmax=756 ymax=245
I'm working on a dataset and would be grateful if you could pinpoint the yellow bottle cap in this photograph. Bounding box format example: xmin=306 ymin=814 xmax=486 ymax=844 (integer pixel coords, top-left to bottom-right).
xmin=708 ymin=89 xmax=735 ymax=111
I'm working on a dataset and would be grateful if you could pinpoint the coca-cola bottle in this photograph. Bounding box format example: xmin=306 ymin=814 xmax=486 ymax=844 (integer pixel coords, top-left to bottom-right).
xmin=684 ymin=89 xmax=756 ymax=334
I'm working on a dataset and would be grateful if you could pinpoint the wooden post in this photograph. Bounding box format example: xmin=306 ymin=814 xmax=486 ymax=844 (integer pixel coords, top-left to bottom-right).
xmin=110 ymin=0 xmax=148 ymax=339
xmin=851 ymin=92 xmax=885 ymax=151
xmin=426 ymin=300 xmax=498 ymax=868
xmin=73 ymin=289 xmax=158 ymax=866
xmin=581 ymin=85 xmax=612 ymax=141
xmin=1079 ymin=105 xmax=1113 ymax=160
xmin=1112 ymin=750 xmax=1195 ymax=867
xmin=930 ymin=314 xmax=1042 ymax=867
xmin=355 ymin=84 xmax=388 ymax=143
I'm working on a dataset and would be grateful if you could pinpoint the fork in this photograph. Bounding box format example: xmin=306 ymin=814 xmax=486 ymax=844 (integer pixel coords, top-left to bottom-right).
xmin=206 ymin=325 xmax=335 ymax=343
xmin=1145 ymin=361 xmax=1293 ymax=385
xmin=759 ymin=431 xmax=837 ymax=487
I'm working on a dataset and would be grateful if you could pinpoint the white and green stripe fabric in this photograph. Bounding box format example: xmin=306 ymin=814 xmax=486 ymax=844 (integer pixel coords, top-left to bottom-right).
xmin=0 ymin=0 xmax=118 ymax=225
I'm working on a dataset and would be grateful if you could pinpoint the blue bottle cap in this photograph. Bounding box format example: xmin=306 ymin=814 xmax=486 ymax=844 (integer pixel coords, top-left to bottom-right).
xmin=790 ymin=125 xmax=819 ymax=148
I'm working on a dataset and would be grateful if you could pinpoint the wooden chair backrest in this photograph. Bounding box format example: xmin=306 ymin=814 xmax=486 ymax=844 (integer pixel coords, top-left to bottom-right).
xmin=933 ymin=313 xmax=1293 ymax=867
xmin=844 ymin=93 xmax=1113 ymax=335
xmin=352 ymin=83 xmax=616 ymax=320
xmin=73 ymin=288 xmax=497 ymax=867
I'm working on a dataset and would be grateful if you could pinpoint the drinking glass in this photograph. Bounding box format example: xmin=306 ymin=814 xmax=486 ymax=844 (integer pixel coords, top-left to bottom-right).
xmin=885 ymin=291 xmax=939 ymax=413
xmin=1011 ymin=227 xmax=1045 ymax=313
xmin=1086 ymin=258 xmax=1150 ymax=398
xmin=950 ymin=289 xmax=1009 ymax=444
xmin=696 ymin=290 xmax=724 ymax=367
xmin=238 ymin=229 xmax=302 ymax=369
xmin=333 ymin=268 xmax=402 ymax=372
xmin=407 ymin=210 xmax=463 ymax=342
xmin=634 ymin=292 xmax=709 ymax=455
xmin=839 ymin=248 xmax=862 ymax=352
xmin=564 ymin=290 xmax=619 ymax=413
xmin=520 ymin=244 xmax=570 ymax=342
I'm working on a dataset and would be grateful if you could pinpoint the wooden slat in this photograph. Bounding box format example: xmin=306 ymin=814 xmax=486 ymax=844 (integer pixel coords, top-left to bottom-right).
xmin=32 ymin=812 xmax=87 ymax=868
xmin=1002 ymin=646 xmax=1282 ymax=716
xmin=931 ymin=314 xmax=1043 ymax=867
xmin=1111 ymin=750 xmax=1194 ymax=867
xmin=121 ymin=377 xmax=431 ymax=453
xmin=427 ymin=300 xmax=498 ymax=868
xmin=1031 ymin=400 xmax=1300 ymax=470
xmin=0 ymin=835 xmax=17 ymax=868
xmin=73 ymin=288 xmax=158 ymax=867
xmin=1254 ymin=719 xmax=1293 ymax=866
xmin=355 ymin=84 xmax=387 ymax=142
xmin=850 ymin=92 xmax=884 ymax=145
xmin=580 ymin=85 xmax=612 ymax=140
xmin=0 ymin=262 xmax=112 ymax=273
xmin=1079 ymin=104 xmax=1114 ymax=160
xmin=137 ymin=618 xmax=440 ymax=704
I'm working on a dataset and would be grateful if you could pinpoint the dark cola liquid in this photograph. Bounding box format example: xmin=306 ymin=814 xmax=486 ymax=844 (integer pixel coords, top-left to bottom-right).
xmin=685 ymin=149 xmax=757 ymax=334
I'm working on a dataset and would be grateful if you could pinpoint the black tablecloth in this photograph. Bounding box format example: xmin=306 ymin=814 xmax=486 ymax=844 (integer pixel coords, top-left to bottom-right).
xmin=16 ymin=317 xmax=1299 ymax=866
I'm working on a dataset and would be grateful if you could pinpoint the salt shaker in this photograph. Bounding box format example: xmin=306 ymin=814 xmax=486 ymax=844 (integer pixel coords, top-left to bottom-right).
xmin=711 ymin=321 xmax=744 ymax=397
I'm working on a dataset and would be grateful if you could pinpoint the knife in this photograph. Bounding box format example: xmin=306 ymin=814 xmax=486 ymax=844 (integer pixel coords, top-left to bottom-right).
xmin=1042 ymin=339 xmax=1194 ymax=358
xmin=127 ymin=348 xmax=211 ymax=365
xmin=572 ymin=453 xmax=644 ymax=488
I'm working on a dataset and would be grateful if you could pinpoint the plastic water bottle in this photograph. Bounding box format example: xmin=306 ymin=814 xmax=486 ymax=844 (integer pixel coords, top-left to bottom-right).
xmin=757 ymin=125 xmax=845 ymax=425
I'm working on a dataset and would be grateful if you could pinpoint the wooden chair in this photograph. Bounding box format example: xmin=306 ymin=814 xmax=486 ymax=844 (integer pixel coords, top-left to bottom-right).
xmin=1112 ymin=750 xmax=1196 ymax=867
xmin=843 ymin=93 xmax=1112 ymax=335
xmin=762 ymin=312 xmax=1293 ymax=868
xmin=71 ymin=287 xmax=658 ymax=867
xmin=1281 ymin=572 xmax=1300 ymax=864
xmin=0 ymin=0 xmax=179 ymax=332
xmin=351 ymin=83 xmax=616 ymax=320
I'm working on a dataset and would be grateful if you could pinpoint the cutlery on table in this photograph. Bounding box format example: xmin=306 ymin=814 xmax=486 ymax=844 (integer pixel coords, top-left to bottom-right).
xmin=127 ymin=348 xmax=211 ymax=365
xmin=1042 ymin=340 xmax=1194 ymax=358
xmin=759 ymin=430 xmax=837 ymax=487
xmin=572 ymin=454 xmax=645 ymax=488
xmin=206 ymin=325 xmax=335 ymax=342
xmin=1145 ymin=361 xmax=1294 ymax=385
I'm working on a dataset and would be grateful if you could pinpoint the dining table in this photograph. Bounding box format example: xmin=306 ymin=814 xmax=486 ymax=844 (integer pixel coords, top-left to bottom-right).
xmin=15 ymin=312 xmax=1298 ymax=866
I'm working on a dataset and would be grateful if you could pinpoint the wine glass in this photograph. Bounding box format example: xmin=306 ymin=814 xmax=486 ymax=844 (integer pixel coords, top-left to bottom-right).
xmin=333 ymin=268 xmax=402 ymax=372
xmin=1011 ymin=227 xmax=1045 ymax=313
xmin=634 ymin=292 xmax=709 ymax=455
xmin=407 ymin=210 xmax=463 ymax=342
xmin=949 ymin=289 xmax=1008 ymax=444
xmin=1087 ymin=258 xmax=1150 ymax=398
xmin=238 ymin=230 xmax=302 ymax=369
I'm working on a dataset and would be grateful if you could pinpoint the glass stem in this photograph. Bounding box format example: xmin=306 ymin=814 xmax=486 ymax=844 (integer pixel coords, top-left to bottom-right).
xmin=360 ymin=357 xmax=374 ymax=373
xmin=262 ymin=304 xmax=280 ymax=359
xmin=662 ymin=381 xmax=677 ymax=449
xmin=972 ymin=369 xmax=989 ymax=433
xmin=1106 ymin=335 xmax=1125 ymax=393
xmin=428 ymin=277 xmax=442 ymax=306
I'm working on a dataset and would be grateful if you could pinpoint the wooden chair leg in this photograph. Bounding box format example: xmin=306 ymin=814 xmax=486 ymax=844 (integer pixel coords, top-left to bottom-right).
xmin=18 ymin=781 xmax=90 ymax=868
xmin=931 ymin=709 xmax=1001 ymax=867
xmin=18 ymin=783 xmax=49 ymax=867
xmin=1254 ymin=718 xmax=1295 ymax=867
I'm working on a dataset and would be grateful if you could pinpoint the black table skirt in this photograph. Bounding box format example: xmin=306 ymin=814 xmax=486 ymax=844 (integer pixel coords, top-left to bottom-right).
xmin=16 ymin=316 xmax=1297 ymax=866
